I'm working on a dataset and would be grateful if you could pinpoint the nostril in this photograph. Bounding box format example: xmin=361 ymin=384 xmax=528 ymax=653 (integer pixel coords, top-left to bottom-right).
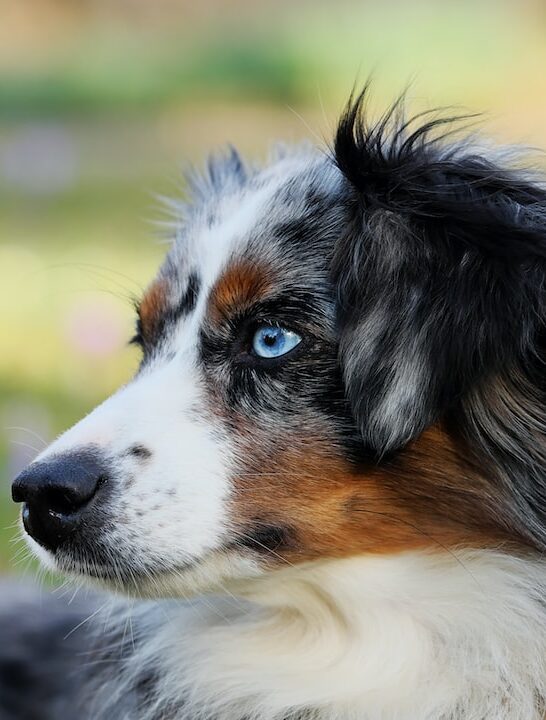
xmin=41 ymin=473 xmax=105 ymax=517
xmin=45 ymin=487 xmax=85 ymax=516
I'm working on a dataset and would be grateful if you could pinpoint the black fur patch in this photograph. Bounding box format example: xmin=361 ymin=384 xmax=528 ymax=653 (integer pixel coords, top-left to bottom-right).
xmin=236 ymin=523 xmax=296 ymax=554
xmin=178 ymin=272 xmax=200 ymax=316
xmin=128 ymin=444 xmax=152 ymax=460
xmin=333 ymin=87 xmax=546 ymax=548
xmin=135 ymin=272 xmax=201 ymax=357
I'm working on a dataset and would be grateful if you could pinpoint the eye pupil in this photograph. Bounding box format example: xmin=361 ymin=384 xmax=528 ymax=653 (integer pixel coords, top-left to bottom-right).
xmin=251 ymin=325 xmax=301 ymax=359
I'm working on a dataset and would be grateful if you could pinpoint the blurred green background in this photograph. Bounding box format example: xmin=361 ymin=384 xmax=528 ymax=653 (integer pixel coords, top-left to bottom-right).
xmin=2 ymin=0 xmax=546 ymax=575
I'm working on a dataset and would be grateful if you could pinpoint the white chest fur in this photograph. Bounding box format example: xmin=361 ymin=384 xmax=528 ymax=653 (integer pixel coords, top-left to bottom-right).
xmin=96 ymin=551 xmax=546 ymax=720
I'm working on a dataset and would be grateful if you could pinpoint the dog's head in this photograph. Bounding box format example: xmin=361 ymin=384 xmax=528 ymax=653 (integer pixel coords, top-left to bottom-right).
xmin=12 ymin=92 xmax=546 ymax=596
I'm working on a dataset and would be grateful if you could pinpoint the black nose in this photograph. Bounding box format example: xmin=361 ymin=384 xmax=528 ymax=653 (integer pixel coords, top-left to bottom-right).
xmin=12 ymin=450 xmax=108 ymax=551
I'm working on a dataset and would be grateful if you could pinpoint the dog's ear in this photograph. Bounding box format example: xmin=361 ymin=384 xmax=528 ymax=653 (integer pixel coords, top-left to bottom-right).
xmin=333 ymin=91 xmax=546 ymax=455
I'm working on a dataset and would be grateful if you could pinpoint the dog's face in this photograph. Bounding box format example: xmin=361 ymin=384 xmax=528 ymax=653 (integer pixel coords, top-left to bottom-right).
xmin=12 ymin=95 xmax=546 ymax=597
xmin=16 ymin=150 xmax=357 ymax=594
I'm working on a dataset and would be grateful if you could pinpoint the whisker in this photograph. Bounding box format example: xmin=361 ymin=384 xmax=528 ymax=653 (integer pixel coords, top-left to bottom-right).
xmin=7 ymin=439 xmax=42 ymax=455
xmin=64 ymin=602 xmax=110 ymax=641
xmin=4 ymin=426 xmax=48 ymax=448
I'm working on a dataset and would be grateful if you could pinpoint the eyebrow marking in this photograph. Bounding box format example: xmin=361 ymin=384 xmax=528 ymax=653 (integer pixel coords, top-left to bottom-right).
xmin=137 ymin=272 xmax=201 ymax=350
xmin=138 ymin=279 xmax=168 ymax=337
xmin=207 ymin=259 xmax=273 ymax=326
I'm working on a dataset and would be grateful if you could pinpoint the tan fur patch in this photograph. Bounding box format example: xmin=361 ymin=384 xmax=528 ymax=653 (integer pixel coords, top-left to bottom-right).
xmin=229 ymin=424 xmax=512 ymax=565
xmin=138 ymin=278 xmax=168 ymax=342
xmin=207 ymin=259 xmax=273 ymax=326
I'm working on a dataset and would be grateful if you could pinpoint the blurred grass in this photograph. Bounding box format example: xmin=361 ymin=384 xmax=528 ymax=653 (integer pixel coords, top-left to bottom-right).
xmin=2 ymin=0 xmax=546 ymax=573
xmin=2 ymin=1 xmax=546 ymax=118
xmin=0 ymin=40 xmax=306 ymax=118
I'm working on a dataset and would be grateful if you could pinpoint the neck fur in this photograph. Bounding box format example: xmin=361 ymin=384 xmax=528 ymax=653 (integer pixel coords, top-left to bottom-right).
xmin=93 ymin=550 xmax=546 ymax=720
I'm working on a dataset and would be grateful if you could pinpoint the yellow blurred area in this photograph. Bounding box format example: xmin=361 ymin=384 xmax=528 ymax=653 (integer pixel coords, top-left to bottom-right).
xmin=2 ymin=0 xmax=546 ymax=571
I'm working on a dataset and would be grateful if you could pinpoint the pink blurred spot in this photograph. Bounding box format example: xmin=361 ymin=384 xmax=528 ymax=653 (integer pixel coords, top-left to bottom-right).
xmin=64 ymin=299 xmax=125 ymax=358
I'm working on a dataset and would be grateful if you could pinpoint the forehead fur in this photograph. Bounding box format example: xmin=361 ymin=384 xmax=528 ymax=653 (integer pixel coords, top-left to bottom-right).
xmin=158 ymin=146 xmax=345 ymax=300
xmin=136 ymin=146 xmax=345 ymax=364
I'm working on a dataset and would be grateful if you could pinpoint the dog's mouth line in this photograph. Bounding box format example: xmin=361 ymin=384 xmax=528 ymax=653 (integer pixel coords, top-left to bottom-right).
xmin=51 ymin=540 xmax=258 ymax=581
xmin=51 ymin=526 xmax=285 ymax=580
xmin=53 ymin=549 xmax=196 ymax=586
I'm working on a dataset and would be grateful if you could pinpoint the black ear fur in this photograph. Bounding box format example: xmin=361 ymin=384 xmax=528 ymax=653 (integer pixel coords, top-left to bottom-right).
xmin=333 ymin=90 xmax=546 ymax=457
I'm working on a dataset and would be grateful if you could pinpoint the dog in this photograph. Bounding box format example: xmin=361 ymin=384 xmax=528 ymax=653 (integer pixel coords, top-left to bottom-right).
xmin=3 ymin=88 xmax=546 ymax=720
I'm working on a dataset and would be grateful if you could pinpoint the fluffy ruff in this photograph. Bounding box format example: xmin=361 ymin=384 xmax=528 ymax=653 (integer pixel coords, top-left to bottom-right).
xmin=86 ymin=551 xmax=546 ymax=720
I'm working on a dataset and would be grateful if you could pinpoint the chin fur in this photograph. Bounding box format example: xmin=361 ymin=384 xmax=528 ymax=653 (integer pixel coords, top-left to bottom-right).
xmin=52 ymin=547 xmax=263 ymax=599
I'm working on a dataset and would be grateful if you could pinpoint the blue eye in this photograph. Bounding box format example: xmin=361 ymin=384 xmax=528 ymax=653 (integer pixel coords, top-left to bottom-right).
xmin=252 ymin=325 xmax=301 ymax=359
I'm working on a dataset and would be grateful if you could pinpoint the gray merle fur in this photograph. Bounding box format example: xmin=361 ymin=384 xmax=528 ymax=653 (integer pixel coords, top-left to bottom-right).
xmin=333 ymin=89 xmax=546 ymax=548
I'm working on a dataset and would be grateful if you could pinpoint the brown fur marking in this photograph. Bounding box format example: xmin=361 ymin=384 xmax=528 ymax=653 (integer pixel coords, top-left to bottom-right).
xmin=207 ymin=259 xmax=274 ymax=326
xmin=229 ymin=424 xmax=513 ymax=565
xmin=138 ymin=278 xmax=169 ymax=343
